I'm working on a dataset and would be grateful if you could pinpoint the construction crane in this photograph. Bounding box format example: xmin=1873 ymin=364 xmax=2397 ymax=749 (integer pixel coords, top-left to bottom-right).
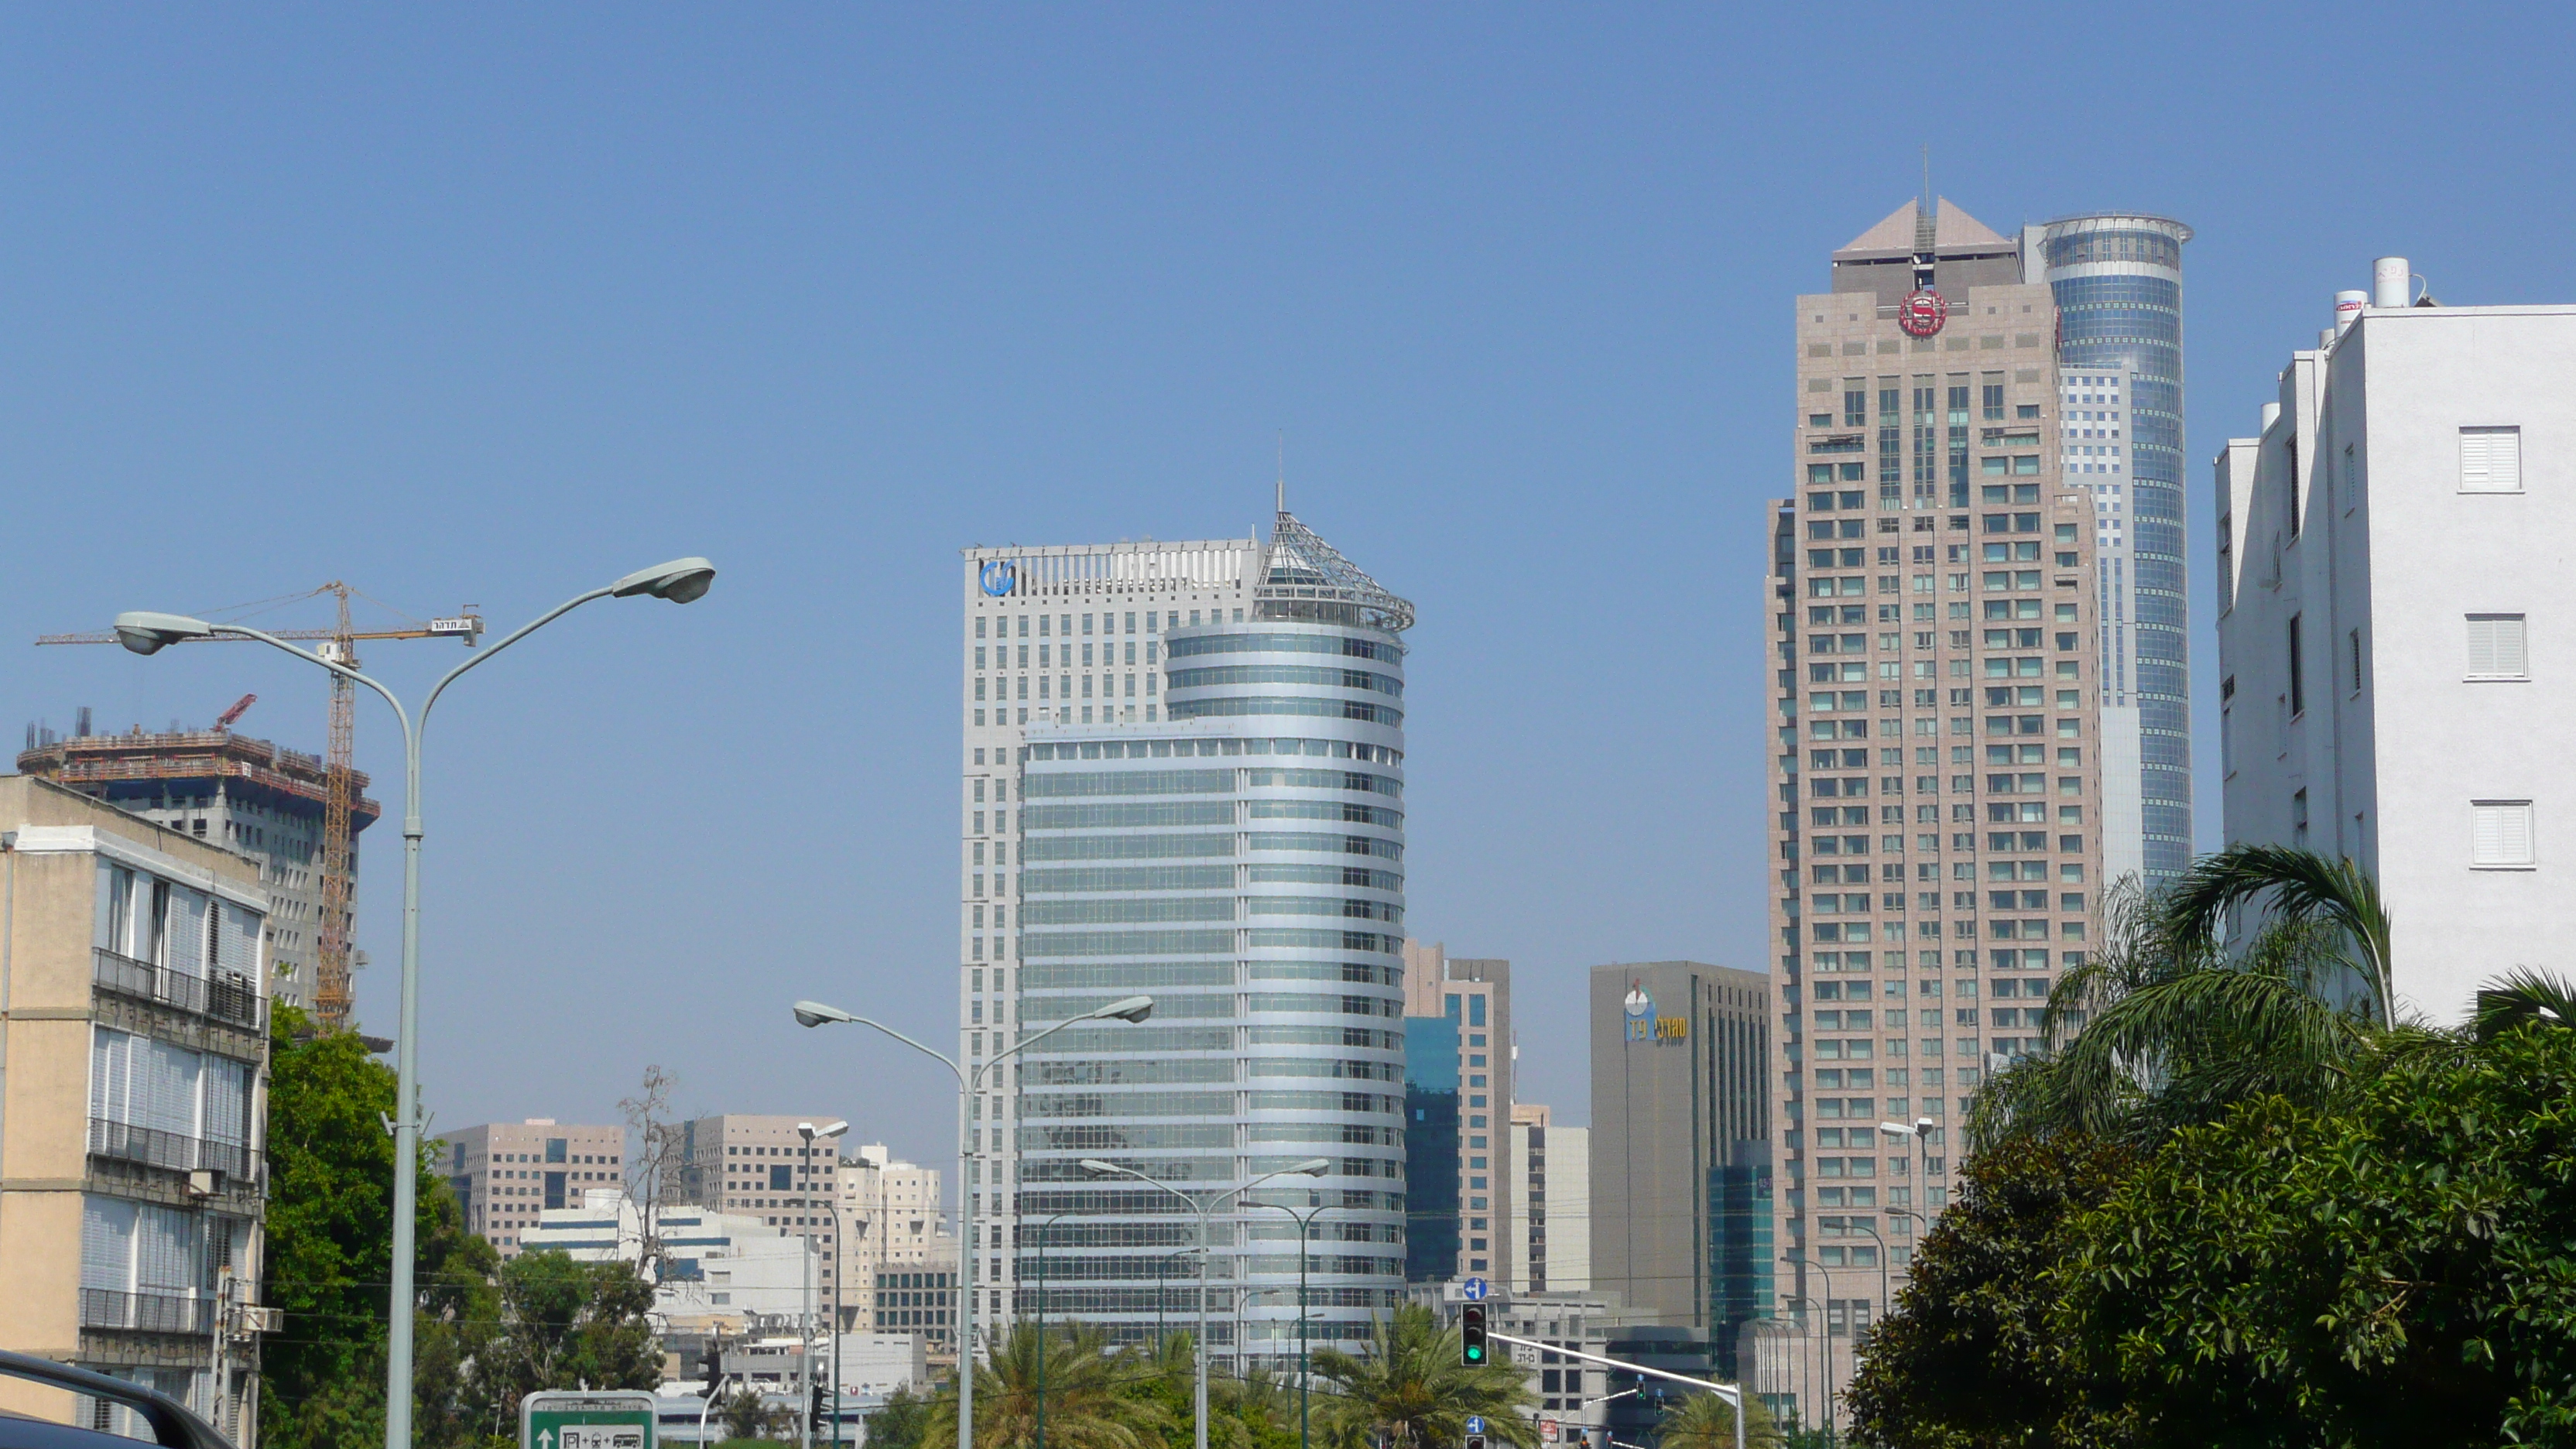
xmin=37 ymin=582 xmax=483 ymax=1029
xmin=213 ymin=694 xmax=257 ymax=731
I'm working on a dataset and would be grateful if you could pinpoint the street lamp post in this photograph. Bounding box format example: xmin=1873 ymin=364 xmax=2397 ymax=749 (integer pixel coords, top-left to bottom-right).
xmin=1772 ymin=1290 xmax=1826 ymax=1445
xmin=1784 ymin=1255 xmax=1850 ymax=1447
xmin=1242 ymin=1196 xmax=1333 ymax=1449
xmin=1875 ymin=1118 xmax=1937 ymax=1268
xmin=790 ymin=994 xmax=1153 ymax=1449
xmin=1155 ymin=1247 xmax=1201 ymax=1355
xmin=1031 ymin=1209 xmax=1076 ymax=1449
xmin=115 ymin=557 xmax=718 ymax=1449
xmin=799 ymin=1120 xmax=851 ymax=1449
xmin=1078 ymin=1157 xmax=1332 ymax=1449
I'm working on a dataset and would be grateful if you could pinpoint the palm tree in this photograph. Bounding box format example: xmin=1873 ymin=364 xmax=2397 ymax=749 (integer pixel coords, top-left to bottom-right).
xmin=1970 ymin=862 xmax=2395 ymax=1152
xmin=1310 ymin=1303 xmax=1536 ymax=1449
xmin=2473 ymin=965 xmax=2576 ymax=1040
xmin=920 ymin=1322 xmax=1173 ymax=1449
xmin=1655 ymin=1386 xmax=1785 ymax=1449
xmin=2160 ymin=843 xmax=2394 ymax=1022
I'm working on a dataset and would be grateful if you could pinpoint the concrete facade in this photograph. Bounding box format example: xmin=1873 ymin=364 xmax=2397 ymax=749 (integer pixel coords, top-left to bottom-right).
xmin=441 ymin=1118 xmax=623 ymax=1257
xmin=835 ymin=1143 xmax=948 ymax=1334
xmin=2215 ymin=292 xmax=2576 ymax=1020
xmin=1506 ymin=1105 xmax=1588 ymax=1295
xmin=675 ymin=1114 xmax=851 ymax=1296
xmin=1586 ymin=961 xmax=1769 ymax=1357
xmin=1766 ymin=197 xmax=2105 ymax=1426
xmin=0 ymin=776 xmax=270 ymax=1440
xmin=18 ymin=728 xmax=379 ymax=1015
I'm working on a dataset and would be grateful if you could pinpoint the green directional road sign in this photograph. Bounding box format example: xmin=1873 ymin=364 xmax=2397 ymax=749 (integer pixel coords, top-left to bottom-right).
xmin=522 ymin=1390 xmax=656 ymax=1449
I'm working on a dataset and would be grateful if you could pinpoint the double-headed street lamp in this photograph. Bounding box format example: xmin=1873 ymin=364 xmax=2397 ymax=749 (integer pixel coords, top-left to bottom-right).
xmin=1242 ymin=1195 xmax=1334 ymax=1449
xmin=1076 ymin=1156 xmax=1331 ymax=1449
xmin=790 ymin=994 xmax=1154 ymax=1449
xmin=116 ymin=557 xmax=717 ymax=1449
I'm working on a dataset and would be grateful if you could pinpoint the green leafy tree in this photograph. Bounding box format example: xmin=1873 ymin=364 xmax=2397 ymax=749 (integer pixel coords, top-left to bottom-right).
xmin=862 ymin=1386 xmax=930 ymax=1449
xmin=1841 ymin=1134 xmax=2137 ymax=1449
xmin=261 ymin=1006 xmax=496 ymax=1449
xmin=721 ymin=1386 xmax=793 ymax=1441
xmin=477 ymin=1249 xmax=663 ymax=1410
xmin=1309 ymin=1304 xmax=1537 ymax=1449
xmin=1656 ymin=1384 xmax=1786 ymax=1449
xmin=2061 ymin=1023 xmax=2576 ymax=1447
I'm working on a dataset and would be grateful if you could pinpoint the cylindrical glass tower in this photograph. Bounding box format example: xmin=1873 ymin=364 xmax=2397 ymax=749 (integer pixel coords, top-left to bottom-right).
xmin=1015 ymin=512 xmax=1413 ymax=1369
xmin=2043 ymin=214 xmax=2194 ymax=884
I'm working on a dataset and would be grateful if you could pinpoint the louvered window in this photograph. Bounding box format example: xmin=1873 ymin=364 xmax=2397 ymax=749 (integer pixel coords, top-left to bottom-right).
xmin=82 ymin=1197 xmax=137 ymax=1291
xmin=2472 ymin=802 xmax=2536 ymax=867
xmin=2466 ymin=615 xmax=2528 ymax=679
xmin=2460 ymin=426 xmax=2523 ymax=493
xmin=204 ymin=1060 xmax=252 ymax=1146
xmin=135 ymin=1204 xmax=196 ymax=1292
xmin=139 ymin=1037 xmax=203 ymax=1137
xmin=163 ymin=887 xmax=208 ymax=978
xmin=91 ymin=1028 xmax=135 ymax=1124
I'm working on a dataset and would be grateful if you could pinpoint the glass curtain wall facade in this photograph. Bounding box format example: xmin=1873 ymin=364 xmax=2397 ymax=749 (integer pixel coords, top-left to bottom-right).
xmin=2043 ymin=214 xmax=2194 ymax=884
xmin=1012 ymin=512 xmax=1415 ymax=1372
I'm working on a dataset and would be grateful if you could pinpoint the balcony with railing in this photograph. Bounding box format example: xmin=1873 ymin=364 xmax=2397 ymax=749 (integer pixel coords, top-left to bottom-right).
xmin=89 ymin=1118 xmax=252 ymax=1183
xmin=92 ymin=949 xmax=265 ymax=1033
xmin=79 ymin=1287 xmax=214 ymax=1334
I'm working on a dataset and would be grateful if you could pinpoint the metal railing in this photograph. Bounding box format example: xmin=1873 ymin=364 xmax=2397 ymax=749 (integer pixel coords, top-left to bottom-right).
xmin=78 ymin=1288 xmax=214 ymax=1334
xmin=93 ymin=949 xmax=266 ymax=1032
xmin=89 ymin=1117 xmax=252 ymax=1181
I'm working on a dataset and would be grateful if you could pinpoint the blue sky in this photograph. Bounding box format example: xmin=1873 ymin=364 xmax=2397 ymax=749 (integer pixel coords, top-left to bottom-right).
xmin=5 ymin=5 xmax=2570 ymax=1163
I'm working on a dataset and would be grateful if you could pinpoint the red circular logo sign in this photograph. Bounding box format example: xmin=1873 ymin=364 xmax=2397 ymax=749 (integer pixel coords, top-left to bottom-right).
xmin=1897 ymin=288 xmax=1948 ymax=337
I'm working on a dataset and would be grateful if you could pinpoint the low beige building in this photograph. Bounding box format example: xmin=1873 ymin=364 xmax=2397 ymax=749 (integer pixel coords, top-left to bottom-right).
xmin=0 ymin=776 xmax=271 ymax=1440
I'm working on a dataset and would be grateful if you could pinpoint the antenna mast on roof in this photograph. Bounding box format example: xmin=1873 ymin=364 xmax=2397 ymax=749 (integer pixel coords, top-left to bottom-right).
xmin=1276 ymin=431 xmax=1286 ymax=516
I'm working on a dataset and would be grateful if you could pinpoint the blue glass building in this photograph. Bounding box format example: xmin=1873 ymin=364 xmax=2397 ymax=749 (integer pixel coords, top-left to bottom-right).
xmin=2042 ymin=214 xmax=2194 ymax=885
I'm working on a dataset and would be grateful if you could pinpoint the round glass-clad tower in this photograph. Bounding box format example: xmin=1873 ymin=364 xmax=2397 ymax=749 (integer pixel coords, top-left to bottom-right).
xmin=2043 ymin=212 xmax=2193 ymax=886
xmin=1015 ymin=511 xmax=1413 ymax=1371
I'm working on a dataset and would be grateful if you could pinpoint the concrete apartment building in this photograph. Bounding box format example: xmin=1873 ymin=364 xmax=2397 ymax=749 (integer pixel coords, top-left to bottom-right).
xmin=1766 ymin=197 xmax=2107 ymax=1422
xmin=1402 ymin=944 xmax=1513 ymax=1282
xmin=0 ymin=776 xmax=271 ymax=1441
xmin=677 ymin=1114 xmax=850 ymax=1296
xmin=441 ymin=1119 xmax=624 ymax=1256
xmin=836 ymin=1143 xmax=948 ymax=1334
xmin=2214 ymin=261 xmax=2573 ymax=1020
xmin=1506 ymin=1104 xmax=1588 ymax=1295
xmin=19 ymin=723 xmax=379 ymax=1016
xmin=1587 ymin=962 xmax=1770 ymax=1373
xmin=979 ymin=508 xmax=1415 ymax=1371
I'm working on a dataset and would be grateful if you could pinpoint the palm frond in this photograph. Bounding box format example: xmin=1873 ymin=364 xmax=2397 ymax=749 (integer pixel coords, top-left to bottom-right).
xmin=2472 ymin=966 xmax=2576 ymax=1041
xmin=2160 ymin=844 xmax=2394 ymax=1021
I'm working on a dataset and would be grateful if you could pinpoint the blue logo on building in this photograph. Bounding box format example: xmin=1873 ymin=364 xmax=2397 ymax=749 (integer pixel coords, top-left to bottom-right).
xmin=979 ymin=560 xmax=1016 ymax=598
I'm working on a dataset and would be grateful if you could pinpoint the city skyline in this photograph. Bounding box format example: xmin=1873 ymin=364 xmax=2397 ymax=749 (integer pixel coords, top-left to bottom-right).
xmin=5 ymin=7 xmax=2567 ymax=1175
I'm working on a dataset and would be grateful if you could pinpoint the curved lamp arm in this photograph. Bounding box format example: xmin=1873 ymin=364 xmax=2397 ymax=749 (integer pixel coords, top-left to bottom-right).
xmin=200 ymin=625 xmax=419 ymax=770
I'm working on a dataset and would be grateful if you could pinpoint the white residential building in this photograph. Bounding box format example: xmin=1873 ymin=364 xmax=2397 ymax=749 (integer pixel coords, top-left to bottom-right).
xmin=2215 ymin=262 xmax=2571 ymax=1021
xmin=1507 ymin=1105 xmax=1589 ymax=1295
xmin=518 ymin=1190 xmax=819 ymax=1331
xmin=835 ymin=1144 xmax=948 ymax=1333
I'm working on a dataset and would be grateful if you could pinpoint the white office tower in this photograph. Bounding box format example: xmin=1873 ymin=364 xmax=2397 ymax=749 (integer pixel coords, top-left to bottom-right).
xmin=960 ymin=512 xmax=1414 ymax=1365
xmin=2215 ymin=262 xmax=2571 ymax=1021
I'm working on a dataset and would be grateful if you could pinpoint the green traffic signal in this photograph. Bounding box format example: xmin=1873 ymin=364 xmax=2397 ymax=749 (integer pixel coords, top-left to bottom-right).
xmin=1461 ymin=1302 xmax=1488 ymax=1366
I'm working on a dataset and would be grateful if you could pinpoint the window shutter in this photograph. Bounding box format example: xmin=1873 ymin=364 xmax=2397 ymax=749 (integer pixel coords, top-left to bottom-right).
xmin=139 ymin=1037 xmax=203 ymax=1137
xmin=2473 ymin=803 xmax=2535 ymax=865
xmin=135 ymin=1204 xmax=196 ymax=1292
xmin=165 ymin=889 xmax=207 ymax=978
xmin=2467 ymin=615 xmax=2527 ymax=677
xmin=82 ymin=1197 xmax=138 ymax=1292
xmin=2461 ymin=426 xmax=2523 ymax=492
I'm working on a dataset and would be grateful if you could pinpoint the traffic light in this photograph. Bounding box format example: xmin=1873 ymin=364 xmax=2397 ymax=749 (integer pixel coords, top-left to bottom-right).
xmin=1464 ymin=1437 xmax=1488 ymax=1449
xmin=1461 ymin=1303 xmax=1488 ymax=1366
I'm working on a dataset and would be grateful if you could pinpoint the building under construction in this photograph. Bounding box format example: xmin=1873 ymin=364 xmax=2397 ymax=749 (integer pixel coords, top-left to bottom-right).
xmin=19 ymin=714 xmax=380 ymax=1021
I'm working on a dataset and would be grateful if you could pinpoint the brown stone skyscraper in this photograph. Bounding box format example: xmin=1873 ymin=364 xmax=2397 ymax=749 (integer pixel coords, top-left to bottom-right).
xmin=1759 ymin=197 xmax=2105 ymax=1427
